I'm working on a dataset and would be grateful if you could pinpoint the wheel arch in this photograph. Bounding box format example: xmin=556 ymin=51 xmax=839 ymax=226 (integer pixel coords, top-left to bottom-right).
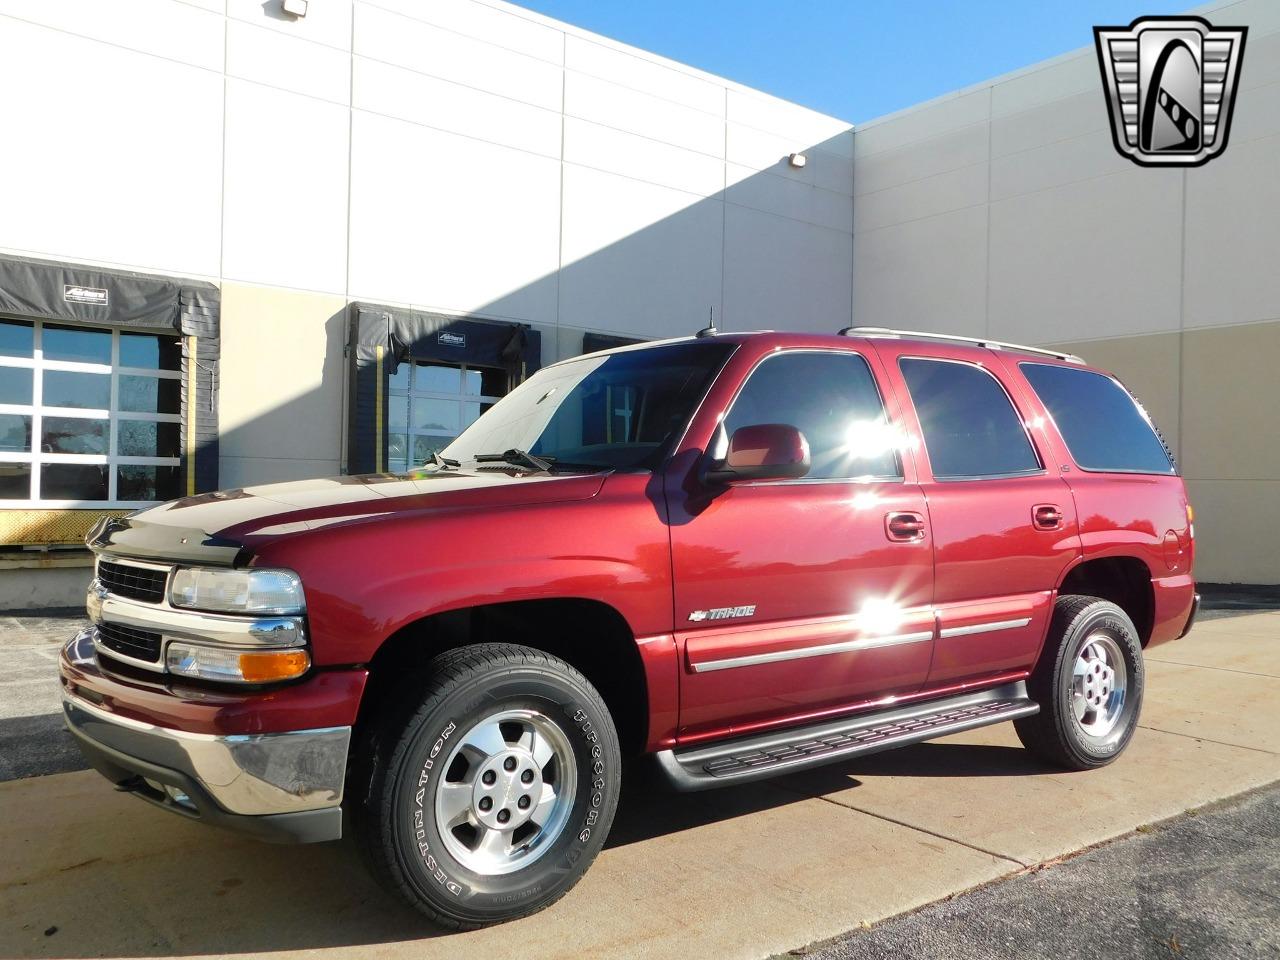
xmin=1056 ymin=555 xmax=1155 ymax=645
xmin=354 ymin=597 xmax=652 ymax=756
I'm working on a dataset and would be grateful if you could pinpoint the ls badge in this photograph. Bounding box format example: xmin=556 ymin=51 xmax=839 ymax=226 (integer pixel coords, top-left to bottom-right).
xmin=1094 ymin=16 xmax=1246 ymax=167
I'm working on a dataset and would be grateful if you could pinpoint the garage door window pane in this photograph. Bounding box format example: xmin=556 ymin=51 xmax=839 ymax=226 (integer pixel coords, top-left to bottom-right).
xmin=117 ymin=465 xmax=183 ymax=501
xmin=414 ymin=397 xmax=459 ymax=433
xmin=0 ymin=414 xmax=31 ymax=452
xmin=43 ymin=324 xmax=111 ymax=364
xmin=42 ymin=416 xmax=108 ymax=455
xmin=900 ymin=358 xmax=1041 ymax=480
xmin=0 ymin=463 xmax=31 ymax=498
xmin=0 ymin=320 xmax=33 ymax=358
xmin=44 ymin=370 xmax=110 ymax=409
xmin=42 ymin=463 xmax=108 ymax=500
xmin=0 ymin=366 xmax=33 ymax=404
xmin=419 ymin=365 xmax=461 ymax=394
xmin=119 ymin=420 xmax=180 ymax=458
xmin=119 ymin=332 xmax=182 ymax=371
xmin=1020 ymin=363 xmax=1174 ymax=474
xmin=119 ymin=375 xmax=181 ymax=414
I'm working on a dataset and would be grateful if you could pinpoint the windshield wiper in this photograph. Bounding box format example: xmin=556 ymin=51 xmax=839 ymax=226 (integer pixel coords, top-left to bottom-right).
xmin=472 ymin=448 xmax=554 ymax=472
xmin=426 ymin=451 xmax=461 ymax=470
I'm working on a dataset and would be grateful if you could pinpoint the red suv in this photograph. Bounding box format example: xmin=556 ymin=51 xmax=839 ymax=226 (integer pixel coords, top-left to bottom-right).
xmin=62 ymin=327 xmax=1198 ymax=928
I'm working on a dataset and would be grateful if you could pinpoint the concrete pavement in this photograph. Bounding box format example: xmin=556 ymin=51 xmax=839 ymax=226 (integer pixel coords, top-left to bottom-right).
xmin=0 ymin=611 xmax=1277 ymax=959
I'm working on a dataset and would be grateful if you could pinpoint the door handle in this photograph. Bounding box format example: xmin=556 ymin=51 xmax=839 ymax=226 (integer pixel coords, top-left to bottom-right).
xmin=1033 ymin=504 xmax=1064 ymax=530
xmin=885 ymin=511 xmax=927 ymax=542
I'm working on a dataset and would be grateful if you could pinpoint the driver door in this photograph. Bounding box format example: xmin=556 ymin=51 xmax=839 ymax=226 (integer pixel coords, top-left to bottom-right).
xmin=667 ymin=347 xmax=934 ymax=739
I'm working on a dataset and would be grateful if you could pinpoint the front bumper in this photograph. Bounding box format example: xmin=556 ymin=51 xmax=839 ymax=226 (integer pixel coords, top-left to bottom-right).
xmin=62 ymin=633 xmax=350 ymax=844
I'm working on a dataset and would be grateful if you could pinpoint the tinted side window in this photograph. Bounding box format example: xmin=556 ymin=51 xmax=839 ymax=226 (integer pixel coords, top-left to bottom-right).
xmin=899 ymin=358 xmax=1040 ymax=480
xmin=1020 ymin=363 xmax=1174 ymax=474
xmin=724 ymin=352 xmax=901 ymax=480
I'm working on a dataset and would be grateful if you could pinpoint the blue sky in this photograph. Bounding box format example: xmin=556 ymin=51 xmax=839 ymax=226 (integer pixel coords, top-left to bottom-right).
xmin=515 ymin=1 xmax=1177 ymax=123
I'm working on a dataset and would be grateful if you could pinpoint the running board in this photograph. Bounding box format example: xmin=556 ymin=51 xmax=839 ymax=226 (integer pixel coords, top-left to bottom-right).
xmin=655 ymin=682 xmax=1039 ymax=791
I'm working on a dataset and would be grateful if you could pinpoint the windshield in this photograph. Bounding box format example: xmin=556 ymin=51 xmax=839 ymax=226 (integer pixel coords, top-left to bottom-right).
xmin=442 ymin=342 xmax=734 ymax=471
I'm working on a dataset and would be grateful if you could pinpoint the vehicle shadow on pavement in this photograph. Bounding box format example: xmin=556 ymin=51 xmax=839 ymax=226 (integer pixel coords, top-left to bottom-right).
xmin=2 ymin=742 xmax=1054 ymax=958
xmin=605 ymin=741 xmax=1053 ymax=848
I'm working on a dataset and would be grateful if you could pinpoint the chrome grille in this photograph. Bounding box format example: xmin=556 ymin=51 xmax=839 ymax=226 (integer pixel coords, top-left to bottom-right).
xmin=97 ymin=559 xmax=169 ymax=604
xmin=95 ymin=622 xmax=163 ymax=664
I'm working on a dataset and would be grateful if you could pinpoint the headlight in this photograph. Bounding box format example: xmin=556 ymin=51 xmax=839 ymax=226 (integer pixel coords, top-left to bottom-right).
xmin=169 ymin=567 xmax=305 ymax=615
xmin=166 ymin=642 xmax=311 ymax=683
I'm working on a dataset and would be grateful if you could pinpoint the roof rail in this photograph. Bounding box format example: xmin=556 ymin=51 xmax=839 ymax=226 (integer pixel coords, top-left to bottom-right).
xmin=837 ymin=326 xmax=1083 ymax=364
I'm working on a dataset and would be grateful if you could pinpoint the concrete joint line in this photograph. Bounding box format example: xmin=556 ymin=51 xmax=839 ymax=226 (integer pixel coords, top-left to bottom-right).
xmin=783 ymin=786 xmax=1030 ymax=868
xmin=1146 ymin=657 xmax=1280 ymax=680
xmin=1137 ymin=724 xmax=1280 ymax=756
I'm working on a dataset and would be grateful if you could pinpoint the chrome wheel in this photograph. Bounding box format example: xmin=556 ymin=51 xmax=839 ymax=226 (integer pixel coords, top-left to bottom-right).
xmin=434 ymin=709 xmax=577 ymax=876
xmin=1071 ymin=633 xmax=1127 ymax=738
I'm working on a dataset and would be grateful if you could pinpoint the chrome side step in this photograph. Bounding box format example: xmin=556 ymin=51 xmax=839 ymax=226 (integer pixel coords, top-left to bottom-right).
xmin=655 ymin=682 xmax=1039 ymax=791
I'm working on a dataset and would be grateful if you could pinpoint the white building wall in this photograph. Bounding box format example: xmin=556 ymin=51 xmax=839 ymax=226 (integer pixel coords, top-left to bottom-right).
xmin=0 ymin=0 xmax=855 ymax=338
xmin=0 ymin=0 xmax=855 ymax=497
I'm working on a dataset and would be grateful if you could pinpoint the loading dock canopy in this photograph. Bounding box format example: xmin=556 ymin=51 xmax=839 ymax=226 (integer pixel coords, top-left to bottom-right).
xmin=0 ymin=254 xmax=218 ymax=334
xmin=345 ymin=302 xmax=541 ymax=475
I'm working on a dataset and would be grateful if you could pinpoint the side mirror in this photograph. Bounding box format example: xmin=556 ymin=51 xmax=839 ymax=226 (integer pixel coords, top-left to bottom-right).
xmin=704 ymin=423 xmax=810 ymax=485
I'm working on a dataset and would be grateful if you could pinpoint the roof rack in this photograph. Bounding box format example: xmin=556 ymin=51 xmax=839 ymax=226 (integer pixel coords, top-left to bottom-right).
xmin=837 ymin=326 xmax=1083 ymax=364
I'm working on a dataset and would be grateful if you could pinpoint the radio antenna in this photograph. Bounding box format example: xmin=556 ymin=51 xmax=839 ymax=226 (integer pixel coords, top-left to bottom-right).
xmin=696 ymin=306 xmax=717 ymax=338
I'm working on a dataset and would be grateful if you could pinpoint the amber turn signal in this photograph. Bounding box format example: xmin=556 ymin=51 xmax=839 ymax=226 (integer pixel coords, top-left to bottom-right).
xmin=166 ymin=642 xmax=311 ymax=683
xmin=238 ymin=649 xmax=311 ymax=683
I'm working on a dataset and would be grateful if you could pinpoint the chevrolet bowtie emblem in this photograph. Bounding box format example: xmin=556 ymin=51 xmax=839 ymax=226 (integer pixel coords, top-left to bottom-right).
xmin=1094 ymin=16 xmax=1247 ymax=167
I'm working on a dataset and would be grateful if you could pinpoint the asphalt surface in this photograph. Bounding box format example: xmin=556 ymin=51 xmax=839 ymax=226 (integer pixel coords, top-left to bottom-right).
xmin=792 ymin=783 xmax=1280 ymax=960
xmin=0 ymin=611 xmax=84 ymax=781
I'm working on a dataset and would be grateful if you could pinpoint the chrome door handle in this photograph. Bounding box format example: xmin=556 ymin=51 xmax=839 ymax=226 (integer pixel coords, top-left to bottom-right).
xmin=1033 ymin=504 xmax=1064 ymax=529
xmin=885 ymin=511 xmax=926 ymax=542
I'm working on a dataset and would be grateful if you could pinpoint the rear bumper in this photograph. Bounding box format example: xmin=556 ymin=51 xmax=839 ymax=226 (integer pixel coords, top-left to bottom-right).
xmin=1178 ymin=592 xmax=1201 ymax=640
xmin=60 ymin=630 xmax=353 ymax=844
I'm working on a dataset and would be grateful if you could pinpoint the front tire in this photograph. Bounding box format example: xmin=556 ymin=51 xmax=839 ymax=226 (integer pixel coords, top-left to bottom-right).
xmin=1015 ymin=596 xmax=1144 ymax=770
xmin=356 ymin=643 xmax=621 ymax=928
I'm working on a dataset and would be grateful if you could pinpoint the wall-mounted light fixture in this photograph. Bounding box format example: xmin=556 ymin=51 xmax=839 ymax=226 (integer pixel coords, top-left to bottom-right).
xmin=281 ymin=0 xmax=309 ymax=17
xmin=788 ymin=153 xmax=807 ymax=169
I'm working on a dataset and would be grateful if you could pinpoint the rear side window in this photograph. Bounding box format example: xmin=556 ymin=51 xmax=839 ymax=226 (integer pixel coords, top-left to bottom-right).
xmin=725 ymin=351 xmax=902 ymax=480
xmin=1020 ymin=363 xmax=1174 ymax=474
xmin=899 ymin=358 xmax=1041 ymax=480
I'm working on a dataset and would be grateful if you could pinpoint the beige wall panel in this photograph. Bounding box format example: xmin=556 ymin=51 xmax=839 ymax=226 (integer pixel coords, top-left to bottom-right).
xmin=1044 ymin=332 xmax=1183 ymax=464
xmin=1180 ymin=321 xmax=1280 ymax=482
xmin=1183 ymin=479 xmax=1280 ymax=584
xmin=218 ymin=283 xmax=348 ymax=486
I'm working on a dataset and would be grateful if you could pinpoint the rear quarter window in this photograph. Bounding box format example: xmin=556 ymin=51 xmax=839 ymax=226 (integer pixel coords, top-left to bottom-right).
xmin=1019 ymin=363 xmax=1174 ymax=475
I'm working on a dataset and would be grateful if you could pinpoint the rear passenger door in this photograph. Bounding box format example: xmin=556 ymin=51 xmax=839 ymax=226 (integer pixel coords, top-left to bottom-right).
xmin=873 ymin=341 xmax=1081 ymax=687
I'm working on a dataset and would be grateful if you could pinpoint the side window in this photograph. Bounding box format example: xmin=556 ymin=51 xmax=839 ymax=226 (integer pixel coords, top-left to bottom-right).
xmin=1020 ymin=363 xmax=1174 ymax=474
xmin=899 ymin=358 xmax=1041 ymax=480
xmin=724 ymin=351 xmax=901 ymax=480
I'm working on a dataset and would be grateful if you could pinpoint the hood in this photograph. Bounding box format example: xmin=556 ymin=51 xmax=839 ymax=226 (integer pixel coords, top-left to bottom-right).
xmin=89 ymin=469 xmax=608 ymax=565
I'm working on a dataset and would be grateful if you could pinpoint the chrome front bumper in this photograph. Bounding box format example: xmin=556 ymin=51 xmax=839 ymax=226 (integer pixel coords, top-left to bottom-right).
xmin=63 ymin=680 xmax=349 ymax=843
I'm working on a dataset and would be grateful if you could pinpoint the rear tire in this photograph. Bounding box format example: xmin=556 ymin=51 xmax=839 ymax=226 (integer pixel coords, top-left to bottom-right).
xmin=1015 ymin=596 xmax=1144 ymax=770
xmin=354 ymin=643 xmax=621 ymax=928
